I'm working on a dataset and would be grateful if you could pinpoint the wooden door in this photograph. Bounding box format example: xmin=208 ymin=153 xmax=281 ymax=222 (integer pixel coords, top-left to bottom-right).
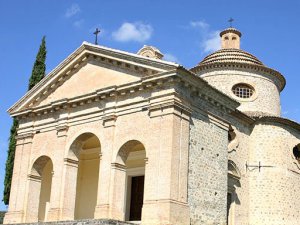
xmin=129 ymin=176 xmax=145 ymax=221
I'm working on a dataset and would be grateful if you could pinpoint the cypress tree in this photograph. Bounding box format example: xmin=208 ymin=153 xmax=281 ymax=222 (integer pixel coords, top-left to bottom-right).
xmin=3 ymin=119 xmax=18 ymax=205
xmin=28 ymin=36 xmax=47 ymax=90
xmin=3 ymin=36 xmax=47 ymax=205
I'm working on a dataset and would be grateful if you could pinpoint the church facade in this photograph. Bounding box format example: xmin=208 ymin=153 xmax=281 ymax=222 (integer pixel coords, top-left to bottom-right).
xmin=4 ymin=27 xmax=300 ymax=225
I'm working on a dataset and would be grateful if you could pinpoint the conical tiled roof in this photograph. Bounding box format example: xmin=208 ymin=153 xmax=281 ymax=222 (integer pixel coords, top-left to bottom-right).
xmin=198 ymin=48 xmax=264 ymax=66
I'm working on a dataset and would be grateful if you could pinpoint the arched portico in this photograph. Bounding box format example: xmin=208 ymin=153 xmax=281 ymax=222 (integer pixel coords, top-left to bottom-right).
xmin=62 ymin=132 xmax=101 ymax=220
xmin=111 ymin=140 xmax=147 ymax=222
xmin=26 ymin=156 xmax=53 ymax=222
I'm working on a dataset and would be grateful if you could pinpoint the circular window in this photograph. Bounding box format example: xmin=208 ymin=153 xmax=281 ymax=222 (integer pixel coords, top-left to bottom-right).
xmin=293 ymin=145 xmax=300 ymax=160
xmin=232 ymin=83 xmax=255 ymax=99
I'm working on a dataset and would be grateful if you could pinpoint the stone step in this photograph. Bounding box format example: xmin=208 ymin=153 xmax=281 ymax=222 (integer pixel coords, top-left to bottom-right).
xmin=4 ymin=219 xmax=136 ymax=225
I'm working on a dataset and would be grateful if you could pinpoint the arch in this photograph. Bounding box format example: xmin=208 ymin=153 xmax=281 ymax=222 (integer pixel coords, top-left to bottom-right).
xmin=67 ymin=132 xmax=101 ymax=160
xmin=116 ymin=140 xmax=146 ymax=165
xmin=31 ymin=155 xmax=52 ymax=177
xmin=113 ymin=140 xmax=146 ymax=221
xmin=66 ymin=132 xmax=101 ymax=220
xmin=26 ymin=155 xmax=53 ymax=222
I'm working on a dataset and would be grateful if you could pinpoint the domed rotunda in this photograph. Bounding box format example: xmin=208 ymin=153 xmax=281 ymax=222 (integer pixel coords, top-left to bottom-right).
xmin=191 ymin=27 xmax=286 ymax=117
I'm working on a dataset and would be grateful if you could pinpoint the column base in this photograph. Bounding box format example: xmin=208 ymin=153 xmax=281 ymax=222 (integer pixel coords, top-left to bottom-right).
xmin=4 ymin=210 xmax=24 ymax=224
xmin=47 ymin=208 xmax=61 ymax=221
xmin=109 ymin=206 xmax=124 ymax=221
xmin=142 ymin=200 xmax=190 ymax=225
xmin=94 ymin=204 xmax=110 ymax=219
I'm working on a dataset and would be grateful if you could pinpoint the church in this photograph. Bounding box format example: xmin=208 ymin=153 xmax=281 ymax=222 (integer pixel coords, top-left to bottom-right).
xmin=4 ymin=26 xmax=300 ymax=225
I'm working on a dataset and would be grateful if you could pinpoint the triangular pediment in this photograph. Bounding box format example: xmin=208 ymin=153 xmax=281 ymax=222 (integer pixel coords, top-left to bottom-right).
xmin=9 ymin=42 xmax=179 ymax=115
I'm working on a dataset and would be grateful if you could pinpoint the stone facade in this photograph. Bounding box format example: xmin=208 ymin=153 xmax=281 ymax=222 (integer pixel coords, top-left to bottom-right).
xmin=4 ymin=27 xmax=300 ymax=225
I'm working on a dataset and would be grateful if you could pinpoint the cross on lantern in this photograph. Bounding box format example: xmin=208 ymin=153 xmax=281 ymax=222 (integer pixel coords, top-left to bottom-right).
xmin=228 ymin=18 xmax=234 ymax=27
xmin=93 ymin=28 xmax=100 ymax=45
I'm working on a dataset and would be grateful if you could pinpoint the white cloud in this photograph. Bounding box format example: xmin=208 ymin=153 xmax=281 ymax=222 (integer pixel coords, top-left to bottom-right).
xmin=163 ymin=53 xmax=179 ymax=63
xmin=201 ymin=31 xmax=220 ymax=53
xmin=112 ymin=22 xmax=153 ymax=42
xmin=73 ymin=19 xmax=84 ymax=28
xmin=65 ymin=3 xmax=81 ymax=18
xmin=189 ymin=20 xmax=221 ymax=53
xmin=190 ymin=21 xmax=209 ymax=30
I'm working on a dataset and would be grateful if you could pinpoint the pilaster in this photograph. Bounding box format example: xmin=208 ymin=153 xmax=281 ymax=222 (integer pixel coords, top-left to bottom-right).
xmin=142 ymin=101 xmax=191 ymax=225
xmin=47 ymin=124 xmax=69 ymax=221
xmin=4 ymin=132 xmax=34 ymax=224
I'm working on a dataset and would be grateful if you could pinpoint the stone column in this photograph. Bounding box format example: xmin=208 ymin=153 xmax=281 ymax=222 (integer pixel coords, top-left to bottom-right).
xmin=47 ymin=125 xmax=68 ymax=221
xmin=25 ymin=175 xmax=42 ymax=222
xmin=61 ymin=158 xmax=79 ymax=220
xmin=4 ymin=133 xmax=34 ymax=224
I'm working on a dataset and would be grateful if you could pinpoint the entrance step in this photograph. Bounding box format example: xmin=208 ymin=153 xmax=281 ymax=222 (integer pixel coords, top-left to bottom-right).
xmin=4 ymin=219 xmax=135 ymax=225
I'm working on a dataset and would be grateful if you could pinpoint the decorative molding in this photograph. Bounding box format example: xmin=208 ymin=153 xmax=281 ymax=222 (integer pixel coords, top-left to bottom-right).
xmin=27 ymin=174 xmax=42 ymax=181
xmin=8 ymin=42 xmax=179 ymax=115
xmin=191 ymin=62 xmax=285 ymax=91
xmin=111 ymin=163 xmax=126 ymax=171
xmin=56 ymin=124 xmax=69 ymax=137
xmin=148 ymin=98 xmax=191 ymax=120
xmin=64 ymin=158 xmax=79 ymax=166
xmin=102 ymin=115 xmax=117 ymax=128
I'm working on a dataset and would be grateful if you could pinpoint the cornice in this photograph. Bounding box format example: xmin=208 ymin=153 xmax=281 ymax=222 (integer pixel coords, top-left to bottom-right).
xmin=11 ymin=68 xmax=240 ymax=121
xmin=8 ymin=42 xmax=179 ymax=115
xmin=190 ymin=62 xmax=286 ymax=91
xmin=254 ymin=116 xmax=300 ymax=132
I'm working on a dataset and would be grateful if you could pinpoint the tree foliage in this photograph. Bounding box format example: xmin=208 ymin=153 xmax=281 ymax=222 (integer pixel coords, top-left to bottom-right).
xmin=28 ymin=36 xmax=47 ymax=90
xmin=3 ymin=36 xmax=46 ymax=205
xmin=3 ymin=119 xmax=18 ymax=205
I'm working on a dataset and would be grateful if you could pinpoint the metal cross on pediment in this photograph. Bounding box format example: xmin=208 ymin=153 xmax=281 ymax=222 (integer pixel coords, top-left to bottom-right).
xmin=228 ymin=18 xmax=234 ymax=27
xmin=93 ymin=28 xmax=100 ymax=45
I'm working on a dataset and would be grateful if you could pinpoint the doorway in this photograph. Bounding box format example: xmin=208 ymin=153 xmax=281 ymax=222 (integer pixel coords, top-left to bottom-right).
xmin=129 ymin=176 xmax=145 ymax=221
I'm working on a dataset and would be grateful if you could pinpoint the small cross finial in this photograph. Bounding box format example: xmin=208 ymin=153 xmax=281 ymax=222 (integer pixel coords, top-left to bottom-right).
xmin=93 ymin=28 xmax=100 ymax=45
xmin=228 ymin=18 xmax=234 ymax=27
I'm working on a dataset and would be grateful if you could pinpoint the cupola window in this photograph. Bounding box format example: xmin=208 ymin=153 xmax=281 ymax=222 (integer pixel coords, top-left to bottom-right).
xmin=232 ymin=83 xmax=254 ymax=99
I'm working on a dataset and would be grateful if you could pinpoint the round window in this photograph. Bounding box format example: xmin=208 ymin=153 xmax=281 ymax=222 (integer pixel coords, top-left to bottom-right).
xmin=232 ymin=83 xmax=255 ymax=99
xmin=293 ymin=145 xmax=300 ymax=160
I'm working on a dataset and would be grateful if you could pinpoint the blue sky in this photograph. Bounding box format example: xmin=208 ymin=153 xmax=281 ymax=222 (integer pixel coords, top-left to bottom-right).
xmin=0 ymin=0 xmax=300 ymax=210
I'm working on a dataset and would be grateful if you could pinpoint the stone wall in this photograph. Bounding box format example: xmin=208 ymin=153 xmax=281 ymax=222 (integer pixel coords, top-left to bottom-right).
xmin=198 ymin=69 xmax=281 ymax=116
xmin=188 ymin=110 xmax=228 ymax=225
xmin=248 ymin=121 xmax=300 ymax=225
